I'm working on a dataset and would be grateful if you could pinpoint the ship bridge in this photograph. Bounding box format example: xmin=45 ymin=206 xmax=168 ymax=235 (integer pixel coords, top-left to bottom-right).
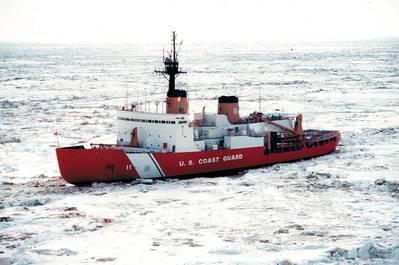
xmin=116 ymin=109 xmax=195 ymax=152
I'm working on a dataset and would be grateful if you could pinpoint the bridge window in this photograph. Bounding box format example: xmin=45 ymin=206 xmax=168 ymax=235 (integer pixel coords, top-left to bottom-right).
xmin=118 ymin=117 xmax=179 ymax=124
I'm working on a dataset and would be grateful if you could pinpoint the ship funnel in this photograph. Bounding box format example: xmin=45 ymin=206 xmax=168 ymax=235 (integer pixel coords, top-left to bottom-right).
xmin=166 ymin=89 xmax=188 ymax=114
xmin=218 ymin=96 xmax=240 ymax=123
xmin=294 ymin=114 xmax=303 ymax=135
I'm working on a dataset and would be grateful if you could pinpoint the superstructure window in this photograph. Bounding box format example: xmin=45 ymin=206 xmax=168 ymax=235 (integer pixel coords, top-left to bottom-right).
xmin=118 ymin=117 xmax=177 ymax=124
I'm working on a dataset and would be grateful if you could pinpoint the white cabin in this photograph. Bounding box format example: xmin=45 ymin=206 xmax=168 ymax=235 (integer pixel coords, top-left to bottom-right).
xmin=116 ymin=108 xmax=296 ymax=153
xmin=117 ymin=110 xmax=195 ymax=152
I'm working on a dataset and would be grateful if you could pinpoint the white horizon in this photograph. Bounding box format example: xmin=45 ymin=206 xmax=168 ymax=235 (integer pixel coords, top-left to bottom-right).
xmin=0 ymin=0 xmax=398 ymax=44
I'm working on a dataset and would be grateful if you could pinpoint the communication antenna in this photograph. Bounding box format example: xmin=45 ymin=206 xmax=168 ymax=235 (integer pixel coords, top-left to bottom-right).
xmin=155 ymin=102 xmax=159 ymax=113
xmin=136 ymin=80 xmax=139 ymax=111
xmin=186 ymin=74 xmax=189 ymax=105
xmin=186 ymin=74 xmax=189 ymax=91
xmin=125 ymin=80 xmax=128 ymax=109
xmin=176 ymin=40 xmax=183 ymax=58
xmin=144 ymin=87 xmax=147 ymax=112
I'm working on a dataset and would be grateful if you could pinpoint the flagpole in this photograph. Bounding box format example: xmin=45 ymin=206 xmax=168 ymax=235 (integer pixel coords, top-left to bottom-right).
xmin=54 ymin=131 xmax=60 ymax=148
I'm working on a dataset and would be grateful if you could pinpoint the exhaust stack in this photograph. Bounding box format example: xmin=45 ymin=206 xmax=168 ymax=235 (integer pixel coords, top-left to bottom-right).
xmin=218 ymin=96 xmax=240 ymax=123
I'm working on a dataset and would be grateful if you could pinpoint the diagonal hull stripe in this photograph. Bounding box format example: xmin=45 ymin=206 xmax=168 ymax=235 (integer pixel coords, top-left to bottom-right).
xmin=126 ymin=153 xmax=162 ymax=179
xmin=148 ymin=153 xmax=165 ymax=177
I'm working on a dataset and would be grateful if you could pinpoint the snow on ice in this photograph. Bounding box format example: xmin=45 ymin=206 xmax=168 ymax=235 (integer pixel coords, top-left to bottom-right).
xmin=0 ymin=40 xmax=398 ymax=264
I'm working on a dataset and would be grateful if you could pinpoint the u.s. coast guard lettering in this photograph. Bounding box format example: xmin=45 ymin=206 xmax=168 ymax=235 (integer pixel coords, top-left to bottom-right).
xmin=178 ymin=154 xmax=243 ymax=167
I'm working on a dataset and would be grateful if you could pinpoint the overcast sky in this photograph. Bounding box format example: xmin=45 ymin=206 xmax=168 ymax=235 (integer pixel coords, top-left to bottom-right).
xmin=0 ymin=0 xmax=398 ymax=43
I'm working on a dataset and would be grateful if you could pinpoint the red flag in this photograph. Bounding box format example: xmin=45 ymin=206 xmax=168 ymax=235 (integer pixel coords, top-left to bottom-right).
xmin=53 ymin=131 xmax=59 ymax=136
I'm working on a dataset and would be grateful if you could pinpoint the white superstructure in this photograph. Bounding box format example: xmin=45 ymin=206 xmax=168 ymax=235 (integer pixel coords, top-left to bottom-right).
xmin=116 ymin=107 xmax=298 ymax=153
xmin=117 ymin=109 xmax=195 ymax=152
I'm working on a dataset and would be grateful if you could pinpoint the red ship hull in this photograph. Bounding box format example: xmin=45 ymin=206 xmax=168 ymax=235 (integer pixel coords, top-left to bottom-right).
xmin=56 ymin=132 xmax=340 ymax=185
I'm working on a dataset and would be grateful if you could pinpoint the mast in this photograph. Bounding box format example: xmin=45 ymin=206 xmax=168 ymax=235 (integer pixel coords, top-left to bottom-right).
xmin=173 ymin=31 xmax=176 ymax=62
xmin=155 ymin=31 xmax=186 ymax=97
